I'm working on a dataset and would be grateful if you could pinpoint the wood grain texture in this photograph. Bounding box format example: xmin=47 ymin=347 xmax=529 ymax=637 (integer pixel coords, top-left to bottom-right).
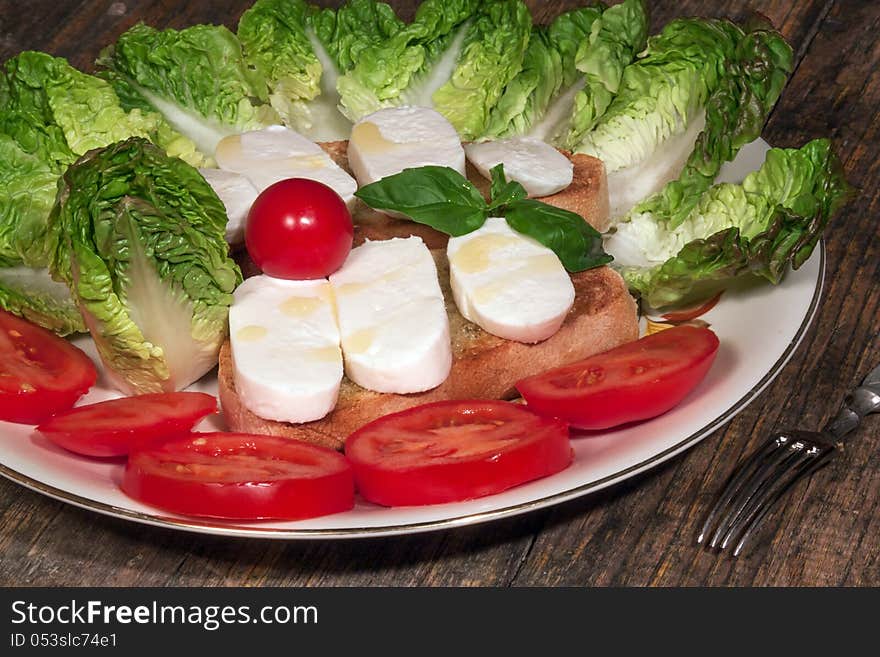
xmin=0 ymin=0 xmax=876 ymax=587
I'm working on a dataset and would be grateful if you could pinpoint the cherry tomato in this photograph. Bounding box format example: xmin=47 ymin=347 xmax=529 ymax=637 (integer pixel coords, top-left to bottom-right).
xmin=245 ymin=178 xmax=353 ymax=279
xmin=37 ymin=392 xmax=218 ymax=457
xmin=516 ymin=325 xmax=720 ymax=430
xmin=0 ymin=310 xmax=96 ymax=424
xmin=345 ymin=400 xmax=572 ymax=507
xmin=122 ymin=432 xmax=354 ymax=520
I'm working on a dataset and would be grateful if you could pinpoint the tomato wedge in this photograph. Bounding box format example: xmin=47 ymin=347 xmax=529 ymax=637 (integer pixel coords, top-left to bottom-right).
xmin=516 ymin=325 xmax=720 ymax=430
xmin=345 ymin=400 xmax=572 ymax=507
xmin=122 ymin=432 xmax=354 ymax=520
xmin=36 ymin=392 xmax=218 ymax=457
xmin=0 ymin=310 xmax=96 ymax=424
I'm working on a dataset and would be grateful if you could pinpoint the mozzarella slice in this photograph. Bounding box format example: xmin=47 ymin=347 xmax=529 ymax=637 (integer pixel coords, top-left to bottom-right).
xmin=447 ymin=217 xmax=574 ymax=343
xmin=198 ymin=168 xmax=258 ymax=246
xmin=464 ymin=137 xmax=573 ymax=198
xmin=229 ymin=276 xmax=342 ymax=423
xmin=329 ymin=237 xmax=451 ymax=393
xmin=215 ymin=125 xmax=357 ymax=207
xmin=347 ymin=107 xmax=466 ymax=187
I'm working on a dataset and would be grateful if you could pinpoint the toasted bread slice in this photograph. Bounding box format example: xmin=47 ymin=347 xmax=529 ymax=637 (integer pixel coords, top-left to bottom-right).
xmin=317 ymin=141 xmax=610 ymax=250
xmin=218 ymin=252 xmax=638 ymax=451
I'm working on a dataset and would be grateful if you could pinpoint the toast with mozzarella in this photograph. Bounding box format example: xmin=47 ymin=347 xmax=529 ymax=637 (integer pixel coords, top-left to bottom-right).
xmin=219 ymin=251 xmax=637 ymax=451
xmin=219 ymin=137 xmax=634 ymax=450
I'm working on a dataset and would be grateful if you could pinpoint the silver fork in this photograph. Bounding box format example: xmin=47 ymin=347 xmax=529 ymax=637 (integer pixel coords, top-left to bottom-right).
xmin=697 ymin=362 xmax=880 ymax=556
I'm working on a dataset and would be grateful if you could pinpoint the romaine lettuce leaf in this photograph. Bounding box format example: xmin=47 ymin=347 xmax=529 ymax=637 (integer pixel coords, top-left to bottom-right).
xmin=238 ymin=0 xmax=323 ymax=121
xmin=97 ymin=23 xmax=278 ymax=156
xmin=576 ymin=18 xmax=738 ymax=172
xmin=632 ymin=17 xmax=794 ymax=229
xmin=0 ymin=139 xmax=75 ymax=337
xmin=431 ymin=0 xmax=532 ymax=139
xmin=335 ymin=0 xmax=535 ymax=138
xmin=482 ymin=22 xmax=571 ymax=140
xmin=0 ymin=53 xmax=76 ymax=173
xmin=48 ymin=138 xmax=241 ymax=393
xmin=483 ymin=0 xmax=648 ymax=142
xmin=312 ymin=0 xmax=403 ymax=73
xmin=238 ymin=0 xmax=402 ymax=141
xmin=608 ymin=139 xmax=852 ymax=309
xmin=0 ymin=134 xmax=59 ymax=268
xmin=0 ymin=267 xmax=85 ymax=336
xmin=576 ymin=17 xmax=792 ymax=220
xmin=0 ymin=51 xmax=207 ymax=334
xmin=559 ymin=0 xmax=648 ymax=147
xmin=5 ymin=50 xmax=207 ymax=168
xmin=336 ymin=0 xmax=479 ymax=121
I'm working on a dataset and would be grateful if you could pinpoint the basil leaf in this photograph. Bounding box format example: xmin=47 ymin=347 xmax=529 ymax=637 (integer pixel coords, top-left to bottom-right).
xmin=505 ymin=199 xmax=613 ymax=272
xmin=355 ymin=164 xmax=612 ymax=272
xmin=355 ymin=166 xmax=488 ymax=236
xmin=488 ymin=163 xmax=527 ymax=211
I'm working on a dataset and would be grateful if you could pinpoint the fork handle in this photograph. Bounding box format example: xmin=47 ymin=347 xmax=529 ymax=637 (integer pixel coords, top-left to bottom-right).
xmin=824 ymin=386 xmax=880 ymax=439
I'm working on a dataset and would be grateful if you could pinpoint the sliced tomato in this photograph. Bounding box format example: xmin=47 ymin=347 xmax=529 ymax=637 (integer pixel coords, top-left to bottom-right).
xmin=661 ymin=291 xmax=723 ymax=322
xmin=345 ymin=400 xmax=572 ymax=507
xmin=122 ymin=432 xmax=354 ymax=520
xmin=516 ymin=325 xmax=720 ymax=430
xmin=0 ymin=310 xmax=96 ymax=424
xmin=37 ymin=392 xmax=218 ymax=457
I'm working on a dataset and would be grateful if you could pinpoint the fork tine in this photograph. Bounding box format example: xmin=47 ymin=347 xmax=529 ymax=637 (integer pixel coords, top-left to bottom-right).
xmin=708 ymin=443 xmax=801 ymax=549
xmin=717 ymin=444 xmax=812 ymax=550
xmin=696 ymin=435 xmax=785 ymax=545
xmin=731 ymin=447 xmax=834 ymax=556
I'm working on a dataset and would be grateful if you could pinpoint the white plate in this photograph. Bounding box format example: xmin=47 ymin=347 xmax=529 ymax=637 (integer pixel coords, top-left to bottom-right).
xmin=0 ymin=139 xmax=824 ymax=539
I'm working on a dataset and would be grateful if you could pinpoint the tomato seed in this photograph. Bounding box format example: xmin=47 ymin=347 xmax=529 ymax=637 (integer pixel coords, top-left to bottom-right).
xmin=575 ymin=367 xmax=604 ymax=387
xmin=8 ymin=330 xmax=21 ymax=338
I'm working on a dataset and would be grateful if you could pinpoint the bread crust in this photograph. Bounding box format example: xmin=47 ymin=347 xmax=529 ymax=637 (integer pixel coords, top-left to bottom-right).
xmin=219 ymin=254 xmax=638 ymax=450
xmin=464 ymin=150 xmax=610 ymax=233
xmin=538 ymin=152 xmax=610 ymax=233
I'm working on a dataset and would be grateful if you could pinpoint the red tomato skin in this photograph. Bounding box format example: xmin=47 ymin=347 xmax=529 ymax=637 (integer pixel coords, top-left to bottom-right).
xmin=352 ymin=429 xmax=572 ymax=507
xmin=346 ymin=400 xmax=573 ymax=507
xmin=123 ymin=467 xmax=354 ymax=521
xmin=122 ymin=433 xmax=354 ymax=520
xmin=245 ymin=178 xmax=353 ymax=280
xmin=36 ymin=392 xmax=218 ymax=458
xmin=516 ymin=326 xmax=720 ymax=430
xmin=661 ymin=291 xmax=723 ymax=322
xmin=5 ymin=390 xmax=83 ymax=426
xmin=0 ymin=311 xmax=96 ymax=424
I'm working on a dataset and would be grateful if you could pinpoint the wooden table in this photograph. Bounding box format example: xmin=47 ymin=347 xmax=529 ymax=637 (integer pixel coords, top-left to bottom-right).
xmin=0 ymin=0 xmax=876 ymax=587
